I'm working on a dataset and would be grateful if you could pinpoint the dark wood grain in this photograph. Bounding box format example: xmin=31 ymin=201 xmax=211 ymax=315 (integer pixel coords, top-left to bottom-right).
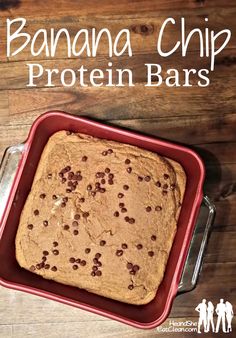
xmin=0 ymin=0 xmax=235 ymax=19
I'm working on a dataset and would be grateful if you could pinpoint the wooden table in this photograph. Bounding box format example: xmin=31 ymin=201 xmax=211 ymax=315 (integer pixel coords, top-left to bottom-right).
xmin=0 ymin=1 xmax=235 ymax=337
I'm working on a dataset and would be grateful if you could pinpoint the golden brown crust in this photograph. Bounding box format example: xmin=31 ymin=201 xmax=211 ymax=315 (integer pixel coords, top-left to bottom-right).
xmin=15 ymin=131 xmax=186 ymax=305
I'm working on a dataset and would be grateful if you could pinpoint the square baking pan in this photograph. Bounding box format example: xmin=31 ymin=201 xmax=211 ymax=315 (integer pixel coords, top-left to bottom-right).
xmin=0 ymin=111 xmax=215 ymax=329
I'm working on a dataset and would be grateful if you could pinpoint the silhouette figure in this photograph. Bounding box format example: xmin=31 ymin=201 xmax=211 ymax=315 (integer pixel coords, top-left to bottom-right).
xmin=206 ymin=301 xmax=215 ymax=333
xmin=225 ymin=301 xmax=233 ymax=332
xmin=215 ymin=299 xmax=226 ymax=333
xmin=195 ymin=299 xmax=207 ymax=333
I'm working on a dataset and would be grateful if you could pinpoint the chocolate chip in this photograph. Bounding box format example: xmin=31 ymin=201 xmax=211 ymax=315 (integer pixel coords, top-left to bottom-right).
xmin=93 ymin=258 xmax=98 ymax=264
xmin=155 ymin=181 xmax=161 ymax=187
xmin=79 ymin=197 xmax=85 ymax=203
xmin=72 ymin=221 xmax=78 ymax=226
xmin=108 ymin=173 xmax=114 ymax=179
xmin=100 ymin=240 xmax=106 ymax=246
xmin=83 ymin=212 xmax=89 ymax=218
xmin=27 ymin=224 xmax=33 ymax=230
xmin=127 ymin=167 xmax=132 ymax=173
xmin=65 ymin=166 xmax=71 ymax=171
xmin=36 ymin=263 xmax=42 ymax=270
xmin=114 ymin=211 xmax=119 ymax=217
xmin=125 ymin=159 xmax=131 ymax=164
xmin=75 ymin=258 xmax=81 ymax=264
xmin=97 ymin=261 xmax=102 ymax=267
xmin=162 ymin=190 xmax=168 ymax=195
xmin=129 ymin=270 xmax=135 ymax=275
xmin=101 ymin=179 xmax=106 ymax=184
xmin=40 ymin=193 xmax=46 ymax=199
xmin=96 ymin=270 xmax=102 ymax=276
xmin=137 ymin=244 xmax=143 ymax=250
xmin=30 ymin=265 xmax=36 ymax=271
xmin=61 ymin=202 xmax=66 ymax=208
xmin=61 ymin=168 xmax=67 ymax=174
xmin=66 ymin=189 xmax=72 ymax=193
xmin=52 ymin=195 xmax=57 ymax=200
xmin=96 ymin=172 xmax=102 ymax=178
xmin=42 ymin=256 xmax=47 ymax=262
xmin=99 ymin=188 xmax=106 ymax=193
xmin=116 ymin=250 xmax=123 ymax=257
xmin=85 ymin=248 xmax=91 ymax=254
xmin=77 ymin=175 xmax=83 ymax=181
xmin=73 ymin=264 xmax=78 ymax=270
xmin=69 ymin=257 xmax=75 ymax=263
xmin=155 ymin=206 xmax=162 ymax=211
xmin=146 ymin=206 xmax=152 ymax=212
xmin=105 ymin=168 xmax=110 ymax=173
xmin=133 ymin=265 xmax=140 ymax=271
xmin=102 ymin=151 xmax=108 ymax=156
xmin=138 ymin=176 xmax=143 ymax=182
xmin=34 ymin=209 xmax=39 ymax=216
xmin=148 ymin=251 xmax=154 ymax=257
xmin=164 ymin=174 xmax=169 ymax=180
xmin=74 ymin=214 xmax=80 ymax=220
xmin=61 ymin=178 xmax=66 ymax=183
xmin=67 ymin=181 xmax=73 ymax=187
xmin=53 ymin=241 xmax=58 ymax=247
xmin=122 ymin=243 xmax=128 ymax=249
xmin=44 ymin=264 xmax=50 ymax=269
xmin=123 ymin=185 xmax=129 ymax=191
xmin=107 ymin=149 xmax=113 ymax=154
xmin=151 ymin=235 xmax=157 ymax=241
xmin=127 ymin=262 xmax=133 ymax=270
xmin=163 ymin=183 xmax=168 ymax=189
xmin=73 ymin=230 xmax=79 ymax=235
xmin=170 ymin=184 xmax=176 ymax=190
xmin=118 ymin=193 xmax=124 ymax=198
xmin=63 ymin=224 xmax=70 ymax=230
xmin=53 ymin=250 xmax=59 ymax=255
xmin=124 ymin=216 xmax=130 ymax=222
xmin=51 ymin=266 xmax=57 ymax=272
xmin=144 ymin=176 xmax=151 ymax=182
xmin=59 ymin=173 xmax=64 ymax=178
xmin=80 ymin=260 xmax=86 ymax=266
xmin=92 ymin=266 xmax=98 ymax=271
xmin=128 ymin=284 xmax=134 ymax=290
xmin=119 ymin=203 xmax=125 ymax=208
xmin=129 ymin=218 xmax=135 ymax=224
xmin=42 ymin=220 xmax=48 ymax=227
xmin=121 ymin=208 xmax=127 ymax=213
xmin=87 ymin=184 xmax=92 ymax=191
xmin=108 ymin=179 xmax=114 ymax=185
xmin=82 ymin=156 xmax=88 ymax=162
xmin=43 ymin=250 xmax=49 ymax=256
xmin=95 ymin=253 xmax=101 ymax=259
xmin=63 ymin=197 xmax=68 ymax=202
xmin=91 ymin=271 xmax=96 ymax=277
xmin=68 ymin=172 xmax=74 ymax=180
xmin=95 ymin=182 xmax=101 ymax=189
xmin=47 ymin=173 xmax=52 ymax=179
xmin=91 ymin=191 xmax=96 ymax=197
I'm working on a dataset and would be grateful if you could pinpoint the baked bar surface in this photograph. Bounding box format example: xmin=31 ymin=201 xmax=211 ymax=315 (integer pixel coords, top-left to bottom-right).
xmin=15 ymin=131 xmax=186 ymax=305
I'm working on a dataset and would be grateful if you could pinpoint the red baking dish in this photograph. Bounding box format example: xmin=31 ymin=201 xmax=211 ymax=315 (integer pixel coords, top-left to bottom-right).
xmin=0 ymin=111 xmax=205 ymax=329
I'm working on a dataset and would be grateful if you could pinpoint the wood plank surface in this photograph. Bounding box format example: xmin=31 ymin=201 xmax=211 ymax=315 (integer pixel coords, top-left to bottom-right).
xmin=0 ymin=0 xmax=235 ymax=337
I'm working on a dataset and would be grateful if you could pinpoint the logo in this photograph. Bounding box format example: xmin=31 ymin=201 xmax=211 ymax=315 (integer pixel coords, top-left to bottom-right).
xmin=195 ymin=299 xmax=233 ymax=334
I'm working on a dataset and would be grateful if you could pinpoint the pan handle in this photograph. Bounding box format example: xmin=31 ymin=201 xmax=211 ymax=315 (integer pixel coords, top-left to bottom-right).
xmin=0 ymin=144 xmax=25 ymax=223
xmin=178 ymin=195 xmax=216 ymax=293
